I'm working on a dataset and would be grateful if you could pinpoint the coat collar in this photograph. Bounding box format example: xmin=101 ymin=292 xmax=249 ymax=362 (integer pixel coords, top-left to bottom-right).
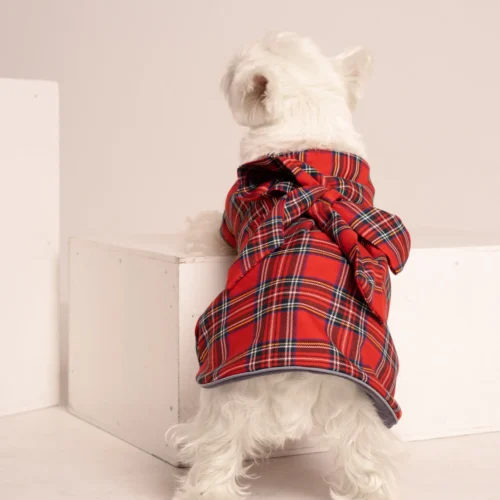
xmin=275 ymin=149 xmax=370 ymax=181
xmin=239 ymin=149 xmax=375 ymax=205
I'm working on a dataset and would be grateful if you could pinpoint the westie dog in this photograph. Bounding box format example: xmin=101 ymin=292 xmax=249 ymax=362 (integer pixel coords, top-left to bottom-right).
xmin=168 ymin=32 xmax=410 ymax=500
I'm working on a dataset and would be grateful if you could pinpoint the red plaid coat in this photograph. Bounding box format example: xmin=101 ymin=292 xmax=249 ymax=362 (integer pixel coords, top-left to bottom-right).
xmin=195 ymin=150 xmax=411 ymax=426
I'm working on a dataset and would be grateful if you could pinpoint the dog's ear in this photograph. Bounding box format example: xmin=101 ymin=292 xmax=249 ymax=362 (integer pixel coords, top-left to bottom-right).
xmin=221 ymin=63 xmax=276 ymax=127
xmin=333 ymin=47 xmax=372 ymax=110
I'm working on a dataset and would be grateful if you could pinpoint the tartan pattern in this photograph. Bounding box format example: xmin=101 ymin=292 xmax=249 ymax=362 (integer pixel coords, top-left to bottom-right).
xmin=195 ymin=150 xmax=411 ymax=426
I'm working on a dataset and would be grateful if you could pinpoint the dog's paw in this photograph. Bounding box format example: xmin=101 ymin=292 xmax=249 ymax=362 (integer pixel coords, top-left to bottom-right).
xmin=183 ymin=211 xmax=236 ymax=257
xmin=174 ymin=493 xmax=239 ymax=500
xmin=173 ymin=487 xmax=242 ymax=500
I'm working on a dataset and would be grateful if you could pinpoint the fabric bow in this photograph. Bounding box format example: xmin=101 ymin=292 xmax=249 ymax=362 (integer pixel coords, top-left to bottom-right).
xmin=226 ymin=156 xmax=411 ymax=323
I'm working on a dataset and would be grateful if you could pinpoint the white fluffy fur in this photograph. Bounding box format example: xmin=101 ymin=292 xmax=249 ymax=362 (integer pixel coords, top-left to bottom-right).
xmin=221 ymin=32 xmax=369 ymax=163
xmin=183 ymin=211 xmax=236 ymax=257
xmin=168 ymin=33 xmax=404 ymax=500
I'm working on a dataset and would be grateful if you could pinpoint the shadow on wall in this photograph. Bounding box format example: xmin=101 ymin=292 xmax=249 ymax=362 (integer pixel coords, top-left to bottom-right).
xmin=59 ymin=301 xmax=69 ymax=405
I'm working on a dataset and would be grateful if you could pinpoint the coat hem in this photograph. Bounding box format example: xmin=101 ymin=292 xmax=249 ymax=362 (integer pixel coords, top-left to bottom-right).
xmin=197 ymin=366 xmax=399 ymax=428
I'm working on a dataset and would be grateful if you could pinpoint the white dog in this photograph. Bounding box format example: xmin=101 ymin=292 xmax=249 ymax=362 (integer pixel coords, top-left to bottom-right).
xmin=167 ymin=33 xmax=407 ymax=500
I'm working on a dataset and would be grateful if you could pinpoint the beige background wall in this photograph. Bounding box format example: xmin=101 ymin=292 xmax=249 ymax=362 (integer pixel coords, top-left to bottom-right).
xmin=1 ymin=0 xmax=499 ymax=401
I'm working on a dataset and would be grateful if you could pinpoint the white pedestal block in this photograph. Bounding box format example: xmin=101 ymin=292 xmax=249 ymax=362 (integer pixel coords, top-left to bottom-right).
xmin=390 ymin=245 xmax=500 ymax=441
xmin=0 ymin=79 xmax=59 ymax=417
xmin=68 ymin=238 xmax=500 ymax=465
xmin=68 ymin=239 xmax=329 ymax=465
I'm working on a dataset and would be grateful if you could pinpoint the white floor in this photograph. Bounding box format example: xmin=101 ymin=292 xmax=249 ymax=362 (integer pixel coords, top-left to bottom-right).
xmin=1 ymin=408 xmax=499 ymax=500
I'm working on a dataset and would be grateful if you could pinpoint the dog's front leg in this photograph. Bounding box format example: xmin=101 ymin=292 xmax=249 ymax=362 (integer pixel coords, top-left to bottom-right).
xmin=183 ymin=210 xmax=237 ymax=257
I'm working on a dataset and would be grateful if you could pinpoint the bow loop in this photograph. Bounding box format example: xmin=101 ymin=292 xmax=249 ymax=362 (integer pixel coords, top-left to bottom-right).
xmin=313 ymin=200 xmax=410 ymax=322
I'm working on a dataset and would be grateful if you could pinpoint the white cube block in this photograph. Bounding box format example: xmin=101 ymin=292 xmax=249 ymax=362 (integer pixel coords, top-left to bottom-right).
xmin=0 ymin=78 xmax=59 ymax=417
xmin=69 ymin=239 xmax=325 ymax=465
xmin=391 ymin=245 xmax=500 ymax=441
xmin=68 ymin=237 xmax=500 ymax=465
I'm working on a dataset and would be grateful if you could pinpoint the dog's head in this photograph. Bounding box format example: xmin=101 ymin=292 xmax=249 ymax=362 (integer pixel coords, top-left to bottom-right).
xmin=221 ymin=32 xmax=371 ymax=129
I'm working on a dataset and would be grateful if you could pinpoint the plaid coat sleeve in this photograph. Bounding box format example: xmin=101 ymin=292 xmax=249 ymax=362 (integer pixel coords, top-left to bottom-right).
xmin=219 ymin=182 xmax=240 ymax=249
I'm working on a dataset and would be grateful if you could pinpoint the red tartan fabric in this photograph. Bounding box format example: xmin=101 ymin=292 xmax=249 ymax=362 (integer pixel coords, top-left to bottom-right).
xmin=195 ymin=150 xmax=411 ymax=426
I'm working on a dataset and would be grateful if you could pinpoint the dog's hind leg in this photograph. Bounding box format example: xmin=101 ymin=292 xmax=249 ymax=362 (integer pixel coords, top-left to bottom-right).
xmin=313 ymin=376 xmax=404 ymax=500
xmin=166 ymin=378 xmax=274 ymax=500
